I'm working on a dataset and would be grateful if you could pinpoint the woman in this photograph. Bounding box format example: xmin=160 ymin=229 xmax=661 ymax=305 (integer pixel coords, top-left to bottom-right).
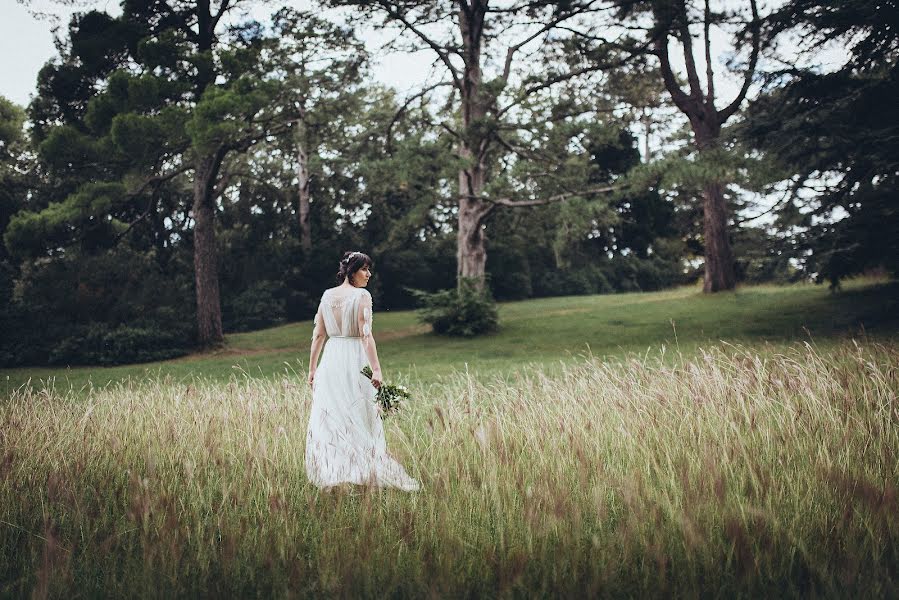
xmin=305 ymin=251 xmax=420 ymax=491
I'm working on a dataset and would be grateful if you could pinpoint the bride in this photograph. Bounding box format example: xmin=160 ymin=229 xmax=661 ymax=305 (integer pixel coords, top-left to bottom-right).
xmin=304 ymin=251 xmax=420 ymax=492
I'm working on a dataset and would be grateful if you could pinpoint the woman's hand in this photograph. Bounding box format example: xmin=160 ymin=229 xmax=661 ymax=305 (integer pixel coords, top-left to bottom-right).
xmin=307 ymin=369 xmax=315 ymax=388
xmin=370 ymin=369 xmax=383 ymax=390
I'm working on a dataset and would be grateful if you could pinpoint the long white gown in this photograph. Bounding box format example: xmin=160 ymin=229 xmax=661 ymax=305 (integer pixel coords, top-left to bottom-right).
xmin=304 ymin=286 xmax=420 ymax=491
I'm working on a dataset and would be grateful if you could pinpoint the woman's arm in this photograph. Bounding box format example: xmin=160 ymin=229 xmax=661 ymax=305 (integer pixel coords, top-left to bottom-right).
xmin=308 ymin=306 xmax=326 ymax=387
xmin=359 ymin=291 xmax=382 ymax=389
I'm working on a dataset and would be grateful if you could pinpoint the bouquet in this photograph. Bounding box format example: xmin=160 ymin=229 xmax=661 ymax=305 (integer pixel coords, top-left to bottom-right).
xmin=361 ymin=365 xmax=410 ymax=418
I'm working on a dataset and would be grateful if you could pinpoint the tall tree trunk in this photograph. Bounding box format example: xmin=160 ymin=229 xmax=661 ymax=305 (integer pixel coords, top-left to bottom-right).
xmin=701 ymin=179 xmax=735 ymax=292
xmin=642 ymin=109 xmax=653 ymax=161
xmin=456 ymin=1 xmax=490 ymax=289
xmin=295 ymin=122 xmax=312 ymax=256
xmin=693 ymin=125 xmax=736 ymax=292
xmin=191 ymin=1 xmax=224 ymax=347
xmin=457 ymin=151 xmax=490 ymax=283
xmin=193 ymin=152 xmax=225 ymax=348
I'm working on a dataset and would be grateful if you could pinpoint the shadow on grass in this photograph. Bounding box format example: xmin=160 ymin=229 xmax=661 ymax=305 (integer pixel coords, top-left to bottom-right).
xmin=738 ymin=280 xmax=899 ymax=339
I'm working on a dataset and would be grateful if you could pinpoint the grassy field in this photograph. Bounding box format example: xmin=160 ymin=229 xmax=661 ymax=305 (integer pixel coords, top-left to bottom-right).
xmin=1 ymin=279 xmax=897 ymax=597
xmin=2 ymin=341 xmax=897 ymax=597
xmin=3 ymin=277 xmax=898 ymax=396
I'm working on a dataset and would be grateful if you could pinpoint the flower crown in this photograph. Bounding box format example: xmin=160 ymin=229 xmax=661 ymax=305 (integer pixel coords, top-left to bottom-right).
xmin=342 ymin=251 xmax=363 ymax=265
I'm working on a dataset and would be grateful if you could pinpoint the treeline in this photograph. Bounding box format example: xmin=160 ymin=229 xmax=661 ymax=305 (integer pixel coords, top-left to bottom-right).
xmin=0 ymin=0 xmax=895 ymax=366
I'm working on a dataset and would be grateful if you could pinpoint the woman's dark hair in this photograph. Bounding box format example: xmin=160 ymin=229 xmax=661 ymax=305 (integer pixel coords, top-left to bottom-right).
xmin=336 ymin=251 xmax=373 ymax=285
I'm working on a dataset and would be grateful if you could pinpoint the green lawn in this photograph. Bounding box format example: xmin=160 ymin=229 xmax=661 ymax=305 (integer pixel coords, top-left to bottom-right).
xmin=3 ymin=277 xmax=897 ymax=396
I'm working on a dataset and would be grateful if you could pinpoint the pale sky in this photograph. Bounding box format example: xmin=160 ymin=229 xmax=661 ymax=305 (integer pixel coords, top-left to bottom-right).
xmin=1 ymin=1 xmax=846 ymax=114
xmin=0 ymin=0 xmax=844 ymax=180
xmin=2 ymin=0 xmax=810 ymax=107
xmin=1 ymin=0 xmax=435 ymax=108
xmin=1 ymin=0 xmax=70 ymax=107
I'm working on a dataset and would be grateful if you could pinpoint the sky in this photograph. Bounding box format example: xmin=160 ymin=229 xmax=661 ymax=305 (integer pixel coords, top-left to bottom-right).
xmin=3 ymin=0 xmax=850 ymax=123
xmin=1 ymin=0 xmax=435 ymax=107
xmin=0 ymin=0 xmax=801 ymax=109
xmin=1 ymin=0 xmax=71 ymax=107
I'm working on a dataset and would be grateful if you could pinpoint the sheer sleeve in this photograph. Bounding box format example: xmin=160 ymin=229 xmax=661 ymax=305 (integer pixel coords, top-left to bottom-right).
xmin=311 ymin=303 xmax=325 ymax=342
xmin=358 ymin=289 xmax=373 ymax=338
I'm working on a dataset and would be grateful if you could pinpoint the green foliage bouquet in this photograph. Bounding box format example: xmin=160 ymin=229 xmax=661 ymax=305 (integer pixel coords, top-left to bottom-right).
xmin=361 ymin=366 xmax=410 ymax=418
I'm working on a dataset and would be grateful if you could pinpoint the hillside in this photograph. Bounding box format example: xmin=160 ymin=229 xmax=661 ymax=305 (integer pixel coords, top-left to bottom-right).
xmin=3 ymin=278 xmax=897 ymax=395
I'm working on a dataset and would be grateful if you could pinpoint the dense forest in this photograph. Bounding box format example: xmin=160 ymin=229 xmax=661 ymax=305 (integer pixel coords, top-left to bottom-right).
xmin=1 ymin=0 xmax=896 ymax=366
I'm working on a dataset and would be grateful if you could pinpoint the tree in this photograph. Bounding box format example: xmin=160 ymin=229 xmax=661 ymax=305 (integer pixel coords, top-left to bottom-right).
xmin=334 ymin=0 xmax=640 ymax=289
xmin=0 ymin=97 xmax=31 ymax=365
xmin=267 ymin=8 xmax=368 ymax=257
xmin=743 ymin=0 xmax=899 ymax=286
xmin=486 ymin=121 xmax=684 ymax=297
xmin=0 ymin=97 xmax=28 ymax=264
xmin=626 ymin=0 xmax=762 ymax=292
xmin=6 ymin=1 xmax=285 ymax=347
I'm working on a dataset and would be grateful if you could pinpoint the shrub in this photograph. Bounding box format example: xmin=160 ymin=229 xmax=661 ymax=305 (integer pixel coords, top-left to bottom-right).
xmin=0 ymin=248 xmax=195 ymax=367
xmin=533 ymin=265 xmax=613 ymax=297
xmin=410 ymin=278 xmax=499 ymax=337
xmin=223 ymin=280 xmax=286 ymax=332
xmin=49 ymin=322 xmax=190 ymax=366
xmin=486 ymin=245 xmax=532 ymax=300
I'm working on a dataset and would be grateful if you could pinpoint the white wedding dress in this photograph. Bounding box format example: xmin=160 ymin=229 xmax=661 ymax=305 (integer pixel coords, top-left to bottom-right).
xmin=304 ymin=286 xmax=420 ymax=491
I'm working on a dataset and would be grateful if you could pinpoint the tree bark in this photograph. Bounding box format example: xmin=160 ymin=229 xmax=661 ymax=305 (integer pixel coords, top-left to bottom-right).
xmin=456 ymin=1 xmax=490 ymax=289
xmin=642 ymin=109 xmax=652 ymax=161
xmin=701 ymin=179 xmax=735 ymax=292
xmin=457 ymin=149 xmax=490 ymax=284
xmin=192 ymin=152 xmax=225 ymax=348
xmin=190 ymin=0 xmax=224 ymax=347
xmin=694 ymin=124 xmax=736 ymax=292
xmin=295 ymin=122 xmax=312 ymax=255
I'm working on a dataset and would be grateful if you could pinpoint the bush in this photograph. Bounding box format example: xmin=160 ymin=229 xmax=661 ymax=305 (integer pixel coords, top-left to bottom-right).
xmin=0 ymin=248 xmax=195 ymax=367
xmin=533 ymin=265 xmax=614 ymax=297
xmin=223 ymin=280 xmax=286 ymax=332
xmin=486 ymin=245 xmax=532 ymax=300
xmin=49 ymin=322 xmax=190 ymax=366
xmin=410 ymin=278 xmax=499 ymax=337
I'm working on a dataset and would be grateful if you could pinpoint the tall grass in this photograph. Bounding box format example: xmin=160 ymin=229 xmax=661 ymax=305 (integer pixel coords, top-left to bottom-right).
xmin=2 ymin=340 xmax=897 ymax=597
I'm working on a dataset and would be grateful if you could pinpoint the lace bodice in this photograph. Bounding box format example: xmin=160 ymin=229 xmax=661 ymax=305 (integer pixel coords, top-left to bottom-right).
xmin=312 ymin=286 xmax=372 ymax=340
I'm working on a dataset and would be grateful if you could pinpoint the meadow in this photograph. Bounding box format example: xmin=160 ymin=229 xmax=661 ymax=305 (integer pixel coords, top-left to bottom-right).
xmin=1 ymin=279 xmax=897 ymax=597
xmin=3 ymin=277 xmax=898 ymax=394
